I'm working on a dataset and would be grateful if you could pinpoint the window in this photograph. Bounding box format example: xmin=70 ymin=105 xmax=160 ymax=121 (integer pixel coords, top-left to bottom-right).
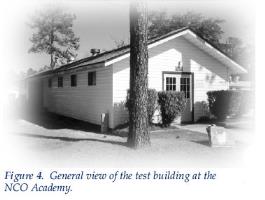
xmin=180 ymin=77 xmax=190 ymax=98
xmin=88 ymin=71 xmax=96 ymax=86
xmin=58 ymin=76 xmax=63 ymax=87
xmin=165 ymin=77 xmax=176 ymax=91
xmin=71 ymin=74 xmax=77 ymax=87
xmin=48 ymin=78 xmax=52 ymax=88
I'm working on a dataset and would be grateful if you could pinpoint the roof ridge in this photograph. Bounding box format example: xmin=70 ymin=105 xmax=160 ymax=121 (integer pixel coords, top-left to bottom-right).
xmin=26 ymin=27 xmax=191 ymax=78
xmin=56 ymin=27 xmax=189 ymax=71
xmin=27 ymin=27 xmax=245 ymax=78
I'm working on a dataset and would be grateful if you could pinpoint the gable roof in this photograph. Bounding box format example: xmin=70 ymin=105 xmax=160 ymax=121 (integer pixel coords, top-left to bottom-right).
xmin=30 ymin=27 xmax=246 ymax=78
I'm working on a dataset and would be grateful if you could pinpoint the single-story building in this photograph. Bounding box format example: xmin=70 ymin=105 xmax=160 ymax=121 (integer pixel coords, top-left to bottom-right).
xmin=26 ymin=27 xmax=247 ymax=129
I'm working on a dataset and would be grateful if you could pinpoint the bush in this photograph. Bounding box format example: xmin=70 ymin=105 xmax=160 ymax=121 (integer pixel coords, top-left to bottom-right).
xmin=158 ymin=91 xmax=187 ymax=126
xmin=125 ymin=89 xmax=158 ymax=124
xmin=196 ymin=116 xmax=212 ymax=123
xmin=207 ymin=90 xmax=253 ymax=121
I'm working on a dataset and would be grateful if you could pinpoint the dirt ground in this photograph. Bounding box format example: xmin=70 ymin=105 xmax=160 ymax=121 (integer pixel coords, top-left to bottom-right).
xmin=2 ymin=112 xmax=254 ymax=169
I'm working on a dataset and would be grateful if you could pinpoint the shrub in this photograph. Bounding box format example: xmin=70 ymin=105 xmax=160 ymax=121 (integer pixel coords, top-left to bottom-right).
xmin=125 ymin=89 xmax=158 ymax=124
xmin=196 ymin=116 xmax=212 ymax=123
xmin=158 ymin=91 xmax=187 ymax=126
xmin=207 ymin=90 xmax=253 ymax=121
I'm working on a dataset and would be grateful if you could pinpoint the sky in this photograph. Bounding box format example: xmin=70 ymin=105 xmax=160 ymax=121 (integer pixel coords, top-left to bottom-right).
xmin=0 ymin=0 xmax=255 ymax=73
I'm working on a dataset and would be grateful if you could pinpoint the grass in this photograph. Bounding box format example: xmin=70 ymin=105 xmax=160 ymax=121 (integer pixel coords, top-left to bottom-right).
xmin=6 ymin=109 xmax=252 ymax=168
xmin=8 ymin=118 xmax=249 ymax=168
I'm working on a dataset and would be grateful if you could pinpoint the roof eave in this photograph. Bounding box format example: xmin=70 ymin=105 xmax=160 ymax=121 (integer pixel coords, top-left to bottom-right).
xmin=105 ymin=28 xmax=190 ymax=66
xmin=105 ymin=28 xmax=246 ymax=75
xmin=184 ymin=30 xmax=247 ymax=74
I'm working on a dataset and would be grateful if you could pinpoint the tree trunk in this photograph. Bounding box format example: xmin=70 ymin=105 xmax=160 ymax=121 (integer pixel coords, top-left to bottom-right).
xmin=50 ymin=53 xmax=54 ymax=69
xmin=128 ymin=1 xmax=150 ymax=148
xmin=50 ymin=30 xmax=55 ymax=69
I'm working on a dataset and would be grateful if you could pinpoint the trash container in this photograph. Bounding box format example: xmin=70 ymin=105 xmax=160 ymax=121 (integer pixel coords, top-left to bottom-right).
xmin=101 ymin=113 xmax=109 ymax=134
xmin=206 ymin=124 xmax=227 ymax=147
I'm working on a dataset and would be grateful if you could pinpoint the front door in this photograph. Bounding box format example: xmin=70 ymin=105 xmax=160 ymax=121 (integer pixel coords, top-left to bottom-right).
xmin=163 ymin=73 xmax=193 ymax=122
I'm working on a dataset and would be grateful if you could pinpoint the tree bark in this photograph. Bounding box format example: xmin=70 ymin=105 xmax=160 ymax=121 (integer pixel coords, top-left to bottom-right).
xmin=128 ymin=1 xmax=150 ymax=148
xmin=50 ymin=53 xmax=54 ymax=69
xmin=50 ymin=28 xmax=55 ymax=69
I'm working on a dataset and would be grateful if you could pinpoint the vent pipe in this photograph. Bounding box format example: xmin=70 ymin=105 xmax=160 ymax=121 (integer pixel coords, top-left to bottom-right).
xmin=90 ymin=48 xmax=100 ymax=56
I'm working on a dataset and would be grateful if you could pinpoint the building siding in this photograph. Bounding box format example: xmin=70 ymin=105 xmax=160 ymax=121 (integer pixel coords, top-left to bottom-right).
xmin=113 ymin=60 xmax=130 ymax=127
xmin=187 ymin=40 xmax=229 ymax=121
xmin=31 ymin=35 xmax=232 ymax=129
xmin=112 ymin=36 xmax=229 ymax=127
xmin=43 ymin=66 xmax=114 ymax=128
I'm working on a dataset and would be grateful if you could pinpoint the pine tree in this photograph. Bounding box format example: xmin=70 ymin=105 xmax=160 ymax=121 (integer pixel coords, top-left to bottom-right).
xmin=29 ymin=8 xmax=80 ymax=69
xmin=128 ymin=1 xmax=150 ymax=148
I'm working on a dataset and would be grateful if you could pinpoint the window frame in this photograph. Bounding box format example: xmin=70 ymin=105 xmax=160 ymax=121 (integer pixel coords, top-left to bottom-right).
xmin=165 ymin=77 xmax=176 ymax=91
xmin=71 ymin=74 xmax=77 ymax=87
xmin=162 ymin=71 xmax=194 ymax=122
xmin=88 ymin=71 xmax=96 ymax=86
xmin=48 ymin=78 xmax=52 ymax=88
xmin=58 ymin=76 xmax=63 ymax=88
xmin=180 ymin=77 xmax=190 ymax=99
xmin=162 ymin=72 xmax=193 ymax=99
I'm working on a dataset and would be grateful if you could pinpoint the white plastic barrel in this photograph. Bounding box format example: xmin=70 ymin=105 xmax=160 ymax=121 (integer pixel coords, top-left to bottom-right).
xmin=206 ymin=124 xmax=227 ymax=147
xmin=101 ymin=113 xmax=109 ymax=133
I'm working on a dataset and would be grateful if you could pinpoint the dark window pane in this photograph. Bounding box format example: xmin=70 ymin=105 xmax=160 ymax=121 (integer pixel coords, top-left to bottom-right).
xmin=58 ymin=77 xmax=63 ymax=87
xmin=180 ymin=78 xmax=184 ymax=84
xmin=173 ymin=85 xmax=176 ymax=91
xmin=71 ymin=75 xmax=77 ymax=87
xmin=48 ymin=78 xmax=52 ymax=88
xmin=88 ymin=71 xmax=96 ymax=86
xmin=166 ymin=78 xmax=169 ymax=84
xmin=173 ymin=78 xmax=176 ymax=84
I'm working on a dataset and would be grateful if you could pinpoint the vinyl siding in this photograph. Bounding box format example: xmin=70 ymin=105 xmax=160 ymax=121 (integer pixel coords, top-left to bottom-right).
xmin=113 ymin=59 xmax=130 ymax=127
xmin=43 ymin=66 xmax=114 ymax=128
xmin=113 ymin=36 xmax=229 ymax=127
xmin=187 ymin=41 xmax=229 ymax=121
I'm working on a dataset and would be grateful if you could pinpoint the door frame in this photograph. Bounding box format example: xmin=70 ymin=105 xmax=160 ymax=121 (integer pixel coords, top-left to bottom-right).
xmin=162 ymin=71 xmax=194 ymax=122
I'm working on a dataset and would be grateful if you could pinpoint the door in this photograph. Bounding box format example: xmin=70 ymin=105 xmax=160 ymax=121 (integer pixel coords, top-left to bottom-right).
xmin=163 ymin=73 xmax=193 ymax=122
